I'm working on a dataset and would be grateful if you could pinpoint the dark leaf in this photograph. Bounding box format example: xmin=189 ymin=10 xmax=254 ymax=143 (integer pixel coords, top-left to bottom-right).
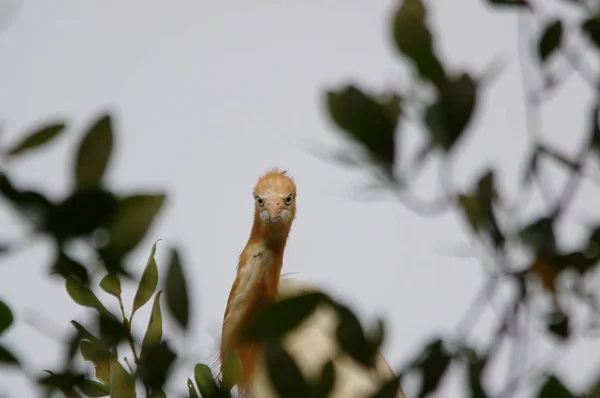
xmin=425 ymin=73 xmax=478 ymax=151
xmin=138 ymin=341 xmax=177 ymax=391
xmin=412 ymin=339 xmax=452 ymax=398
xmin=165 ymin=248 xmax=190 ymax=330
xmin=187 ymin=378 xmax=200 ymax=398
xmin=538 ymin=19 xmax=563 ymax=62
xmin=0 ymin=300 xmax=13 ymax=335
xmin=487 ymin=0 xmax=529 ymax=7
xmin=65 ymin=278 xmax=111 ymax=317
xmin=537 ymin=375 xmax=575 ymax=398
xmin=141 ymin=291 xmax=163 ymax=358
xmin=463 ymin=349 xmax=488 ymax=398
xmin=582 ymin=16 xmax=600 ymax=50
xmin=39 ymin=371 xmax=86 ymax=395
xmin=265 ymin=340 xmax=311 ymax=398
xmin=194 ymin=364 xmax=219 ymax=398
xmin=243 ymin=292 xmax=328 ymax=342
xmin=79 ymin=379 xmax=110 ymax=397
xmin=47 ymin=189 xmax=118 ymax=239
xmin=520 ymin=217 xmax=556 ymax=254
xmin=220 ymin=351 xmax=243 ymax=391
xmin=80 ymin=340 xmax=111 ymax=385
xmin=475 ymin=170 xmax=504 ymax=248
xmin=311 ymin=360 xmax=336 ymax=398
xmin=109 ymin=354 xmax=135 ymax=398
xmin=74 ymin=114 xmax=114 ymax=191
xmin=51 ymin=250 xmax=90 ymax=286
xmin=98 ymin=314 xmax=129 ymax=348
xmin=539 ymin=145 xmax=578 ymax=171
xmin=6 ymin=122 xmax=66 ymax=157
xmin=393 ymin=0 xmax=447 ymax=87
xmin=0 ymin=345 xmax=20 ymax=367
xmin=103 ymin=194 xmax=166 ymax=257
xmin=370 ymin=376 xmax=402 ymax=398
xmin=0 ymin=174 xmax=54 ymax=228
xmin=326 ymin=87 xmax=400 ymax=172
xmin=99 ymin=273 xmax=122 ymax=299
xmin=132 ymin=240 xmax=160 ymax=318
xmin=547 ymin=311 xmax=570 ymax=341
xmin=335 ymin=304 xmax=377 ymax=367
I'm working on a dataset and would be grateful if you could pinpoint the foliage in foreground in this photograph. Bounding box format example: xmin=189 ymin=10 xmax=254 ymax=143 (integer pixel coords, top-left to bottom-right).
xmin=2 ymin=0 xmax=600 ymax=397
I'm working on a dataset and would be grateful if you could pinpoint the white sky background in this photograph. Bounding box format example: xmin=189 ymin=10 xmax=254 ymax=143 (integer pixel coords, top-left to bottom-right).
xmin=1 ymin=0 xmax=600 ymax=397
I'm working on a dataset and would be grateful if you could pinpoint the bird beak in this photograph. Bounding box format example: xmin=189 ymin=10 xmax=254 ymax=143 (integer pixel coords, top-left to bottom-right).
xmin=265 ymin=197 xmax=284 ymax=221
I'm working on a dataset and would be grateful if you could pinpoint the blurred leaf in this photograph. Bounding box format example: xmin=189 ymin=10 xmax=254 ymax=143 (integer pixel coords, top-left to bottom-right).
xmin=335 ymin=304 xmax=377 ymax=367
xmin=487 ymin=0 xmax=529 ymax=7
xmin=100 ymin=273 xmax=122 ymax=299
xmin=523 ymin=146 xmax=541 ymax=183
xmin=165 ymin=248 xmax=190 ymax=330
xmin=463 ymin=349 xmax=488 ymax=398
xmin=39 ymin=370 xmax=86 ymax=395
xmin=475 ymin=170 xmax=504 ymax=248
xmin=74 ymin=114 xmax=114 ymax=191
xmin=80 ymin=340 xmax=111 ymax=385
xmin=71 ymin=320 xmax=100 ymax=343
xmin=537 ymin=375 xmax=575 ymax=398
xmin=6 ymin=122 xmax=66 ymax=157
xmin=65 ymin=278 xmax=111 ymax=317
xmin=265 ymin=340 xmax=311 ymax=398
xmin=393 ymin=0 xmax=446 ymax=87
xmin=187 ymin=378 xmax=200 ymax=398
xmin=370 ymin=376 xmax=403 ymax=398
xmin=47 ymin=189 xmax=118 ymax=239
xmin=425 ymin=73 xmax=478 ymax=151
xmin=132 ymin=240 xmax=160 ymax=318
xmin=149 ymin=390 xmax=167 ymax=398
xmin=79 ymin=380 xmax=110 ymax=397
xmin=104 ymin=194 xmax=166 ymax=257
xmin=547 ymin=311 xmax=570 ymax=341
xmin=582 ymin=16 xmax=600 ymax=50
xmin=141 ymin=291 xmax=163 ymax=357
xmin=538 ymin=19 xmax=563 ymax=62
xmin=0 ymin=345 xmax=19 ymax=367
xmin=539 ymin=145 xmax=578 ymax=171
xmin=194 ymin=364 xmax=219 ymax=398
xmin=220 ymin=351 xmax=243 ymax=391
xmin=243 ymin=292 xmax=328 ymax=342
xmin=326 ymin=86 xmax=400 ymax=173
xmin=138 ymin=341 xmax=177 ymax=391
xmin=99 ymin=315 xmax=130 ymax=348
xmin=412 ymin=339 xmax=452 ymax=398
xmin=0 ymin=300 xmax=13 ymax=335
xmin=0 ymin=174 xmax=54 ymax=228
xmin=109 ymin=354 xmax=135 ymax=398
xmin=311 ymin=360 xmax=336 ymax=398
xmin=52 ymin=250 xmax=90 ymax=286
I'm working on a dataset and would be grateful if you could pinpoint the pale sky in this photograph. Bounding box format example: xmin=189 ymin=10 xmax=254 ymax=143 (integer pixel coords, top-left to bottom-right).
xmin=1 ymin=0 xmax=599 ymax=397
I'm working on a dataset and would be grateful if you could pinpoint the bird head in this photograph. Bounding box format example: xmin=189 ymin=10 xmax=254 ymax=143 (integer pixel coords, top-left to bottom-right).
xmin=253 ymin=168 xmax=296 ymax=235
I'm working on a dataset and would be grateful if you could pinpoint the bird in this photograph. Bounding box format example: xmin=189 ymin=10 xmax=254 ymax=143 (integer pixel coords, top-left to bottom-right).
xmin=220 ymin=168 xmax=406 ymax=398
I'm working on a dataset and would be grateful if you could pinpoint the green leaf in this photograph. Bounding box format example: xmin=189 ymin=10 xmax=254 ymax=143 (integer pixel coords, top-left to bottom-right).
xmin=6 ymin=122 xmax=66 ymax=157
xmin=80 ymin=340 xmax=111 ymax=385
xmin=370 ymin=376 xmax=402 ymax=398
xmin=104 ymin=194 xmax=166 ymax=257
xmin=51 ymin=250 xmax=90 ymax=286
xmin=165 ymin=248 xmax=190 ymax=330
xmin=243 ymin=292 xmax=328 ymax=342
xmin=335 ymin=304 xmax=377 ymax=367
xmin=141 ymin=291 xmax=163 ymax=357
xmin=582 ymin=16 xmax=600 ymax=50
xmin=187 ymin=378 xmax=199 ymax=398
xmin=194 ymin=364 xmax=218 ymax=397
xmin=74 ymin=114 xmax=114 ymax=191
xmin=220 ymin=351 xmax=243 ymax=391
xmin=0 ymin=174 xmax=55 ymax=229
xmin=311 ymin=360 xmax=336 ymax=398
xmin=0 ymin=345 xmax=20 ymax=367
xmin=65 ymin=278 xmax=111 ymax=317
xmin=538 ymin=19 xmax=563 ymax=62
xmin=0 ymin=300 xmax=14 ymax=335
xmin=137 ymin=342 xmax=177 ymax=391
xmin=79 ymin=379 xmax=110 ymax=397
xmin=109 ymin=354 xmax=135 ymax=398
xmin=46 ymin=189 xmax=118 ymax=239
xmin=393 ymin=0 xmax=447 ymax=87
xmin=326 ymin=86 xmax=401 ymax=172
xmin=537 ymin=375 xmax=575 ymax=398
xmin=100 ymin=273 xmax=122 ymax=299
xmin=132 ymin=240 xmax=160 ymax=318
xmin=265 ymin=340 xmax=311 ymax=398
xmin=425 ymin=73 xmax=478 ymax=151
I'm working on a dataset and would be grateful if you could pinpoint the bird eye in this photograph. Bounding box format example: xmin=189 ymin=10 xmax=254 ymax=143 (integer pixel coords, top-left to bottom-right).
xmin=256 ymin=197 xmax=264 ymax=206
xmin=285 ymin=195 xmax=293 ymax=205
